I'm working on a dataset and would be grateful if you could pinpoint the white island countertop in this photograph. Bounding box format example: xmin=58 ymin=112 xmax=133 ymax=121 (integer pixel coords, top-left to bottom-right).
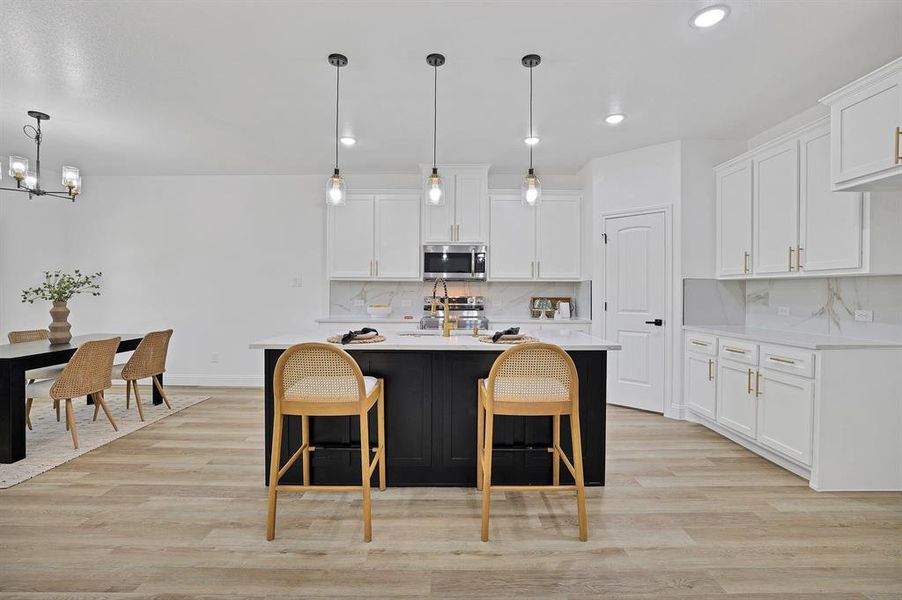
xmin=251 ymin=330 xmax=620 ymax=352
xmin=683 ymin=325 xmax=902 ymax=350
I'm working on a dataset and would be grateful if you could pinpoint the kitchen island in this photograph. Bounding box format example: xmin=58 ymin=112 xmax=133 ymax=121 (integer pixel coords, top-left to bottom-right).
xmin=250 ymin=330 xmax=619 ymax=487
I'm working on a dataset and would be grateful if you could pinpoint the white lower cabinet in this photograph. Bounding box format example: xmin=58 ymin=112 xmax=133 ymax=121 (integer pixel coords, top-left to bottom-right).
xmin=756 ymin=368 xmax=814 ymax=466
xmin=685 ymin=352 xmax=716 ymax=420
xmin=716 ymin=358 xmax=757 ymax=438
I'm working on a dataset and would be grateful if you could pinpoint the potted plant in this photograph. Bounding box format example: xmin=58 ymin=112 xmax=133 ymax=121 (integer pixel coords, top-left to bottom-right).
xmin=21 ymin=270 xmax=102 ymax=345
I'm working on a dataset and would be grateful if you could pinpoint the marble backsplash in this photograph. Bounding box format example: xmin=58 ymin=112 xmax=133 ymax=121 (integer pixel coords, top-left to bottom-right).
xmin=329 ymin=280 xmax=592 ymax=320
xmin=684 ymin=276 xmax=902 ymax=342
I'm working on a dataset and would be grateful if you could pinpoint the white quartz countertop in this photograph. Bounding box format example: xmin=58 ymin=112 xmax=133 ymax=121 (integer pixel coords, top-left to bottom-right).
xmin=683 ymin=325 xmax=902 ymax=350
xmin=251 ymin=330 xmax=619 ymax=352
xmin=315 ymin=315 xmax=592 ymax=325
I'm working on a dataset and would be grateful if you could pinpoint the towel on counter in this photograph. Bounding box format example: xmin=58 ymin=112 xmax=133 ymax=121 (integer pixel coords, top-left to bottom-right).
xmin=340 ymin=328 xmax=379 ymax=345
xmin=491 ymin=327 xmax=521 ymax=343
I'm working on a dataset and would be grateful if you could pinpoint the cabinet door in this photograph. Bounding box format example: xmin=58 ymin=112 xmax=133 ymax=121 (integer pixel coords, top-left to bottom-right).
xmin=375 ymin=194 xmax=421 ymax=279
xmin=716 ymin=161 xmax=753 ymax=276
xmin=536 ymin=195 xmax=581 ymax=280
xmin=422 ymin=175 xmax=456 ymax=243
xmin=454 ymin=172 xmax=488 ymax=242
xmin=757 ymin=368 xmax=814 ymax=465
xmin=831 ymin=72 xmax=902 ymax=188
xmin=716 ymin=359 xmax=756 ymax=438
xmin=489 ymin=195 xmax=536 ymax=280
xmin=799 ymin=125 xmax=863 ymax=272
xmin=328 ymin=195 xmax=374 ymax=279
xmin=685 ymin=353 xmax=716 ymax=420
xmin=753 ymin=141 xmax=799 ymax=275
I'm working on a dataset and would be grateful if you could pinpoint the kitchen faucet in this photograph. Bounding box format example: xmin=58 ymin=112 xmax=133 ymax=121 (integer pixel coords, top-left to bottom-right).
xmin=430 ymin=278 xmax=457 ymax=337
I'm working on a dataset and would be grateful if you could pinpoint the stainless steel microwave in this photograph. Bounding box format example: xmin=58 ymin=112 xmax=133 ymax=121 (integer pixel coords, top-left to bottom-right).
xmin=423 ymin=244 xmax=487 ymax=280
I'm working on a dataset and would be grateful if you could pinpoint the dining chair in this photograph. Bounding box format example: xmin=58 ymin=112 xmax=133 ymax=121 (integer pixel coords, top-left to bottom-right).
xmin=24 ymin=337 xmax=121 ymax=449
xmin=476 ymin=342 xmax=588 ymax=541
xmin=111 ymin=329 xmax=173 ymax=421
xmin=266 ymin=342 xmax=386 ymax=543
xmin=8 ymin=329 xmax=66 ymax=427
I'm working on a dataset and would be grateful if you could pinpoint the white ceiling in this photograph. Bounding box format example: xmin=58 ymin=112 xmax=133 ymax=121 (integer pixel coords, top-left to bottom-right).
xmin=1 ymin=1 xmax=900 ymax=177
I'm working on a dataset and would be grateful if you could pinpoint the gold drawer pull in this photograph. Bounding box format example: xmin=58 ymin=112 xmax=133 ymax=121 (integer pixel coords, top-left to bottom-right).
xmin=747 ymin=368 xmax=753 ymax=394
xmin=708 ymin=359 xmax=714 ymax=381
xmin=691 ymin=340 xmax=709 ymax=347
xmin=788 ymin=246 xmax=795 ymax=271
xmin=743 ymin=251 xmax=750 ymax=273
xmin=768 ymin=356 xmax=796 ymax=365
xmin=896 ymin=127 xmax=901 ymax=165
xmin=755 ymin=370 xmax=762 ymax=397
xmin=724 ymin=346 xmax=747 ymax=354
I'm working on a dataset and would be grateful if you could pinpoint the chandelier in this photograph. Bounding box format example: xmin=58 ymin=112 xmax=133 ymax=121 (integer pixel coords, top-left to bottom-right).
xmin=1 ymin=111 xmax=81 ymax=201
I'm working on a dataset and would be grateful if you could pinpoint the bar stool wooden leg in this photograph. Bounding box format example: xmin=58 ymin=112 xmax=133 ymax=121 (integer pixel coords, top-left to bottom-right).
xmin=570 ymin=409 xmax=588 ymax=542
xmin=55 ymin=400 xmax=60 ymax=422
xmin=301 ymin=416 xmax=311 ymax=487
xmin=92 ymin=397 xmax=100 ymax=422
xmin=476 ymin=383 xmax=484 ymax=491
xmin=266 ymin=412 xmax=283 ymax=541
xmin=480 ymin=409 xmax=494 ymax=542
xmin=65 ymin=399 xmax=79 ymax=449
xmin=359 ymin=410 xmax=373 ymax=543
xmin=93 ymin=392 xmax=118 ymax=431
xmin=125 ymin=380 xmax=131 ymax=409
xmin=552 ymin=414 xmax=561 ymax=486
xmin=152 ymin=375 xmax=172 ymax=409
xmin=377 ymin=383 xmax=386 ymax=492
xmin=132 ymin=380 xmax=146 ymax=422
xmin=25 ymin=398 xmax=33 ymax=430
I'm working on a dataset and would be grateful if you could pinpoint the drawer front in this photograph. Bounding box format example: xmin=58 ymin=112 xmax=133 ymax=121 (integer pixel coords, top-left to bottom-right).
xmin=759 ymin=344 xmax=815 ymax=379
xmin=718 ymin=338 xmax=759 ymax=366
xmin=685 ymin=332 xmax=717 ymax=356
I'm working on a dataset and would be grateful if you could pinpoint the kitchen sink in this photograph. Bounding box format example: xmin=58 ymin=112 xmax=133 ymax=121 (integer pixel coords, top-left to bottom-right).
xmin=398 ymin=330 xmax=477 ymax=337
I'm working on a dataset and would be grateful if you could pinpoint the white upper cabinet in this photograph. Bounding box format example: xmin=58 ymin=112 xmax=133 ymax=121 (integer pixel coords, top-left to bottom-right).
xmin=799 ymin=124 xmax=863 ymax=273
xmin=820 ymin=57 xmax=902 ymax=192
xmin=489 ymin=193 xmax=581 ymax=281
xmin=328 ymin=193 xmax=421 ymax=280
xmin=715 ymin=160 xmax=753 ymax=277
xmin=421 ymin=165 xmax=489 ymax=243
xmin=753 ymin=140 xmax=799 ymax=275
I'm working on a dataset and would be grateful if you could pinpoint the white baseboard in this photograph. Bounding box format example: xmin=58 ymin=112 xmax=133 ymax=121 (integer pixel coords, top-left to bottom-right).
xmin=161 ymin=374 xmax=263 ymax=388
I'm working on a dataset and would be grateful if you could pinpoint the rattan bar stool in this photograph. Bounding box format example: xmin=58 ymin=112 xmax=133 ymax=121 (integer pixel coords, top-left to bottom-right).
xmin=24 ymin=337 xmax=121 ymax=449
xmin=476 ymin=342 xmax=588 ymax=542
xmin=111 ymin=329 xmax=173 ymax=421
xmin=266 ymin=342 xmax=386 ymax=543
xmin=8 ymin=329 xmax=66 ymax=427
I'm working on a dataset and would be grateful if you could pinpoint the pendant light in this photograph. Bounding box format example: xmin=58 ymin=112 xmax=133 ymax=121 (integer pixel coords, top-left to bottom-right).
xmin=425 ymin=53 xmax=446 ymax=206
xmin=325 ymin=53 xmax=348 ymax=206
xmin=521 ymin=54 xmax=542 ymax=206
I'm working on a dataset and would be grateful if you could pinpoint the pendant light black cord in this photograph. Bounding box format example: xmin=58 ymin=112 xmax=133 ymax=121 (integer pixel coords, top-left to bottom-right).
xmin=334 ymin=62 xmax=340 ymax=172
xmin=528 ymin=65 xmax=534 ymax=171
xmin=432 ymin=63 xmax=438 ymax=169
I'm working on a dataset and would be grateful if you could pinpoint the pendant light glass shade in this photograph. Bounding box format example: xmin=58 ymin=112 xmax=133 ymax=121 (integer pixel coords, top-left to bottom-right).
xmin=426 ymin=167 xmax=444 ymax=206
xmin=8 ymin=156 xmax=28 ymax=180
xmin=326 ymin=169 xmax=346 ymax=206
xmin=521 ymin=168 xmax=542 ymax=206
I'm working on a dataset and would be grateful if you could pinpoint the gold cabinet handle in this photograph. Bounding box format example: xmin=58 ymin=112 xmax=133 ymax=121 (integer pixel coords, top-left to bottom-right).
xmin=788 ymin=246 xmax=795 ymax=271
xmin=755 ymin=370 xmax=762 ymax=397
xmin=375 ymin=259 xmax=378 ymax=277
xmin=797 ymin=245 xmax=803 ymax=271
xmin=743 ymin=251 xmax=750 ymax=274
xmin=768 ymin=356 xmax=796 ymax=365
xmin=691 ymin=340 xmax=709 ymax=347
xmin=747 ymin=368 xmax=753 ymax=394
xmin=896 ymin=127 xmax=901 ymax=165
xmin=724 ymin=346 xmax=747 ymax=354
xmin=708 ymin=359 xmax=713 ymax=382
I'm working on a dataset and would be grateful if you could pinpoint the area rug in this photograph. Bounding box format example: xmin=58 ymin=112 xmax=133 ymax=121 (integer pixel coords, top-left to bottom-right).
xmin=0 ymin=392 xmax=210 ymax=489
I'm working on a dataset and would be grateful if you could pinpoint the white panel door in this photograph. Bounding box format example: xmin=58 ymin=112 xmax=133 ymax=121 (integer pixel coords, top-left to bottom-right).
xmin=329 ymin=195 xmax=374 ymax=279
xmin=375 ymin=194 xmax=421 ymax=279
xmin=799 ymin=125 xmax=863 ymax=272
xmin=757 ymin=368 xmax=814 ymax=465
xmin=716 ymin=161 xmax=753 ymax=276
xmin=454 ymin=172 xmax=487 ymax=242
xmin=831 ymin=72 xmax=902 ymax=187
xmin=716 ymin=359 xmax=756 ymax=438
xmin=604 ymin=211 xmax=665 ymax=413
xmin=489 ymin=195 xmax=535 ymax=280
xmin=536 ymin=195 xmax=581 ymax=280
xmin=753 ymin=140 xmax=799 ymax=275
xmin=422 ymin=175 xmax=456 ymax=242
xmin=685 ymin=353 xmax=716 ymax=420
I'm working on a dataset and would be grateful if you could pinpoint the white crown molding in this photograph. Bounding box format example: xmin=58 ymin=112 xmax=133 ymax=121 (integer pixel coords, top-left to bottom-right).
xmin=819 ymin=55 xmax=902 ymax=104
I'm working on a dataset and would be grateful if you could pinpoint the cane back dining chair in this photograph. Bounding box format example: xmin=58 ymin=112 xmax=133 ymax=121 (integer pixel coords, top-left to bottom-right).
xmin=111 ymin=329 xmax=173 ymax=421
xmin=24 ymin=337 xmax=121 ymax=449
xmin=8 ymin=329 xmax=67 ymax=427
xmin=266 ymin=342 xmax=386 ymax=543
xmin=477 ymin=342 xmax=588 ymax=541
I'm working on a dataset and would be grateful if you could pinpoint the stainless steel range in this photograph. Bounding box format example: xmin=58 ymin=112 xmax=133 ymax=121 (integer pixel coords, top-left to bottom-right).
xmin=419 ymin=295 xmax=490 ymax=331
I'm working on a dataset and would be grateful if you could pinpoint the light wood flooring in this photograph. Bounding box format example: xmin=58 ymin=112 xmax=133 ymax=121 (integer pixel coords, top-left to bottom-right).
xmin=1 ymin=386 xmax=900 ymax=599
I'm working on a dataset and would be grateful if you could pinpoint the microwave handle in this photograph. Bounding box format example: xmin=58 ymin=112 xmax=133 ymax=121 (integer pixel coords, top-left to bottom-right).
xmin=471 ymin=249 xmax=476 ymax=276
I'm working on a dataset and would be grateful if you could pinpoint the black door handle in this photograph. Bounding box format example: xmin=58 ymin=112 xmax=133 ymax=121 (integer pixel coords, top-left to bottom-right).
xmin=645 ymin=319 xmax=664 ymax=326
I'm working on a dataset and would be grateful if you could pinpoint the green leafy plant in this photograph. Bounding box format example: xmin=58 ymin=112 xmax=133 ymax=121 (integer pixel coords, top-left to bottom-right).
xmin=21 ymin=269 xmax=102 ymax=304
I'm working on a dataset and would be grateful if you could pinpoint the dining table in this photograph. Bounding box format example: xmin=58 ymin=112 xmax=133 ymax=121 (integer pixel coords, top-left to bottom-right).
xmin=0 ymin=333 xmax=162 ymax=463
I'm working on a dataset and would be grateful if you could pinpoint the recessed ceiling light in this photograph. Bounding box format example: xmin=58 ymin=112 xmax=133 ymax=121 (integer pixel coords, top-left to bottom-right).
xmin=524 ymin=136 xmax=540 ymax=146
xmin=690 ymin=4 xmax=730 ymax=28
xmin=339 ymin=136 xmax=357 ymax=146
xmin=604 ymin=113 xmax=626 ymax=125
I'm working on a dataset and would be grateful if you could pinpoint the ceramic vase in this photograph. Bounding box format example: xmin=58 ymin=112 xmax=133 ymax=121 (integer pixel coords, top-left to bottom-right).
xmin=48 ymin=301 xmax=72 ymax=345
